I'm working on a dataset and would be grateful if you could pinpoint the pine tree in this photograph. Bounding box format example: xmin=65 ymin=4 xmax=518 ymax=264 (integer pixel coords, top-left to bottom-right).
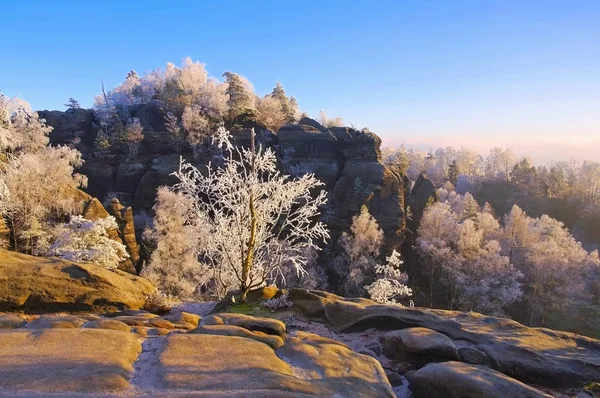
xmin=448 ymin=160 xmax=459 ymax=184
xmin=271 ymin=81 xmax=294 ymax=122
xmin=223 ymin=72 xmax=255 ymax=120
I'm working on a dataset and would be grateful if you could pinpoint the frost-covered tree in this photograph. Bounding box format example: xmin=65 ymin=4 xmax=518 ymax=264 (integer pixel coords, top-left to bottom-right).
xmin=267 ymin=247 xmax=328 ymax=291
xmin=332 ymin=205 xmax=384 ymax=297
xmin=122 ymin=118 xmax=144 ymax=158
xmin=0 ymin=94 xmax=51 ymax=154
xmin=417 ymin=187 xmax=523 ymax=314
xmin=256 ymin=95 xmax=286 ymax=133
xmin=164 ymin=111 xmax=184 ymax=153
xmin=181 ymin=105 xmax=211 ymax=158
xmin=383 ymin=145 xmax=410 ymax=176
xmin=45 ymin=215 xmax=128 ymax=269
xmin=316 ymin=111 xmax=344 ymax=128
xmin=270 ymin=81 xmax=299 ymax=123
xmin=169 ymin=127 xmax=329 ymax=301
xmin=289 ymin=95 xmax=300 ymax=122
xmin=1 ymin=147 xmax=87 ymax=252
xmin=0 ymin=96 xmax=87 ymax=253
xmin=500 ymin=205 xmax=599 ymax=325
xmin=485 ymin=147 xmax=516 ymax=182
xmin=223 ymin=72 xmax=255 ymax=120
xmin=143 ymin=187 xmax=210 ymax=300
xmin=364 ymin=250 xmax=412 ymax=304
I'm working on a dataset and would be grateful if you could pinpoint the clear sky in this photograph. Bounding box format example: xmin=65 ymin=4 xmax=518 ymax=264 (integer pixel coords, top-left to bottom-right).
xmin=1 ymin=0 xmax=599 ymax=163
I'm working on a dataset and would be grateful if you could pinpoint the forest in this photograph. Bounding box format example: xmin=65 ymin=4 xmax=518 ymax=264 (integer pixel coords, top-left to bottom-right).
xmin=1 ymin=57 xmax=599 ymax=337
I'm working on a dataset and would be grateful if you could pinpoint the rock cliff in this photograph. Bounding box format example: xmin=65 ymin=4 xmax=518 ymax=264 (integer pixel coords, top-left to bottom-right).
xmin=42 ymin=108 xmax=411 ymax=261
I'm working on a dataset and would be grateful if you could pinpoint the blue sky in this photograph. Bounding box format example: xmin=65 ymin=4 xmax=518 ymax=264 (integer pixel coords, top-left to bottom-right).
xmin=1 ymin=1 xmax=599 ymax=162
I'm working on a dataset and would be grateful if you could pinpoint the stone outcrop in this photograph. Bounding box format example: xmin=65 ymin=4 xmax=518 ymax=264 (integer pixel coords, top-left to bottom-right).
xmin=80 ymin=192 xmax=137 ymax=273
xmin=410 ymin=362 xmax=552 ymax=398
xmin=288 ymin=288 xmax=600 ymax=388
xmin=380 ymin=327 xmax=459 ymax=365
xmin=44 ymin=110 xmax=408 ymax=253
xmin=39 ymin=108 xmax=96 ymax=149
xmin=278 ymin=123 xmax=405 ymax=254
xmin=133 ymin=154 xmax=180 ymax=210
xmin=108 ymin=198 xmax=140 ymax=269
xmin=0 ymin=217 xmax=9 ymax=248
xmin=0 ymin=249 xmax=154 ymax=312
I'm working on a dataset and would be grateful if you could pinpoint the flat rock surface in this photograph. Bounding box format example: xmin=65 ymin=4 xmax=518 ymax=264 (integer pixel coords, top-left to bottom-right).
xmin=0 ymin=313 xmax=394 ymax=397
xmin=0 ymin=329 xmax=141 ymax=394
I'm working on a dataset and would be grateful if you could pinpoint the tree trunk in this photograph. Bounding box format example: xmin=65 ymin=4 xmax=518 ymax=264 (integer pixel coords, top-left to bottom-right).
xmin=239 ymin=129 xmax=257 ymax=303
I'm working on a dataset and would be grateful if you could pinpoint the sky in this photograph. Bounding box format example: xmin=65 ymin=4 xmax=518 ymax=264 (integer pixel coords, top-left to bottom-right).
xmin=1 ymin=0 xmax=599 ymax=164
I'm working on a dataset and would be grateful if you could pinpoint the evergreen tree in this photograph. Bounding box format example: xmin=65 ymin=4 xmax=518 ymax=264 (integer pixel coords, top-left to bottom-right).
xmin=64 ymin=98 xmax=81 ymax=109
xmin=270 ymin=81 xmax=294 ymax=123
xmin=223 ymin=72 xmax=255 ymax=120
xmin=448 ymin=160 xmax=459 ymax=184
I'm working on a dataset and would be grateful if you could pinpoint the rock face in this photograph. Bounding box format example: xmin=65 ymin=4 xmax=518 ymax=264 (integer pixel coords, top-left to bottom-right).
xmin=44 ymin=110 xmax=408 ymax=253
xmin=133 ymin=154 xmax=180 ymax=210
xmin=39 ymin=108 xmax=96 ymax=148
xmin=288 ymin=288 xmax=600 ymax=388
xmin=278 ymin=122 xmax=405 ymax=256
xmin=0 ymin=249 xmax=154 ymax=312
xmin=410 ymin=362 xmax=552 ymax=398
xmin=0 ymin=217 xmax=9 ymax=248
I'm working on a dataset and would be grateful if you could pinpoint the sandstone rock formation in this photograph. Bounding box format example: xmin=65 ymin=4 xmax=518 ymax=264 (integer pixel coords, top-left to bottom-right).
xmin=0 ymin=328 xmax=141 ymax=394
xmin=0 ymin=311 xmax=394 ymax=397
xmin=0 ymin=249 xmax=154 ymax=312
xmin=380 ymin=327 xmax=459 ymax=365
xmin=44 ymin=110 xmax=408 ymax=254
xmin=287 ymin=288 xmax=600 ymax=389
xmin=410 ymin=362 xmax=552 ymax=398
xmin=108 ymin=198 xmax=140 ymax=269
xmin=76 ymin=189 xmax=137 ymax=273
xmin=0 ymin=217 xmax=9 ymax=248
xmin=278 ymin=122 xmax=406 ymax=257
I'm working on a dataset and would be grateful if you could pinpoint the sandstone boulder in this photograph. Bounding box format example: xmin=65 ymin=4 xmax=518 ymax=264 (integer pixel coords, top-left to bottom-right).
xmin=380 ymin=327 xmax=459 ymax=364
xmin=202 ymin=313 xmax=286 ymax=338
xmin=164 ymin=311 xmax=201 ymax=326
xmin=410 ymin=362 xmax=552 ymax=398
xmin=115 ymin=162 xmax=148 ymax=195
xmin=83 ymin=319 xmax=131 ymax=332
xmin=154 ymin=333 xmax=394 ymax=397
xmin=0 ymin=249 xmax=154 ymax=312
xmin=26 ymin=315 xmax=86 ymax=329
xmin=190 ymin=324 xmax=284 ymax=349
xmin=0 ymin=314 xmax=27 ymax=329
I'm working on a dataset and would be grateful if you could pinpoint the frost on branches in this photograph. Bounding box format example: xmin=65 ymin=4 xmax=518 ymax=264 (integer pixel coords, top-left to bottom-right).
xmin=417 ymin=185 xmax=523 ymax=314
xmin=46 ymin=215 xmax=128 ymax=269
xmin=170 ymin=127 xmax=329 ymax=301
xmin=364 ymin=250 xmax=412 ymax=304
